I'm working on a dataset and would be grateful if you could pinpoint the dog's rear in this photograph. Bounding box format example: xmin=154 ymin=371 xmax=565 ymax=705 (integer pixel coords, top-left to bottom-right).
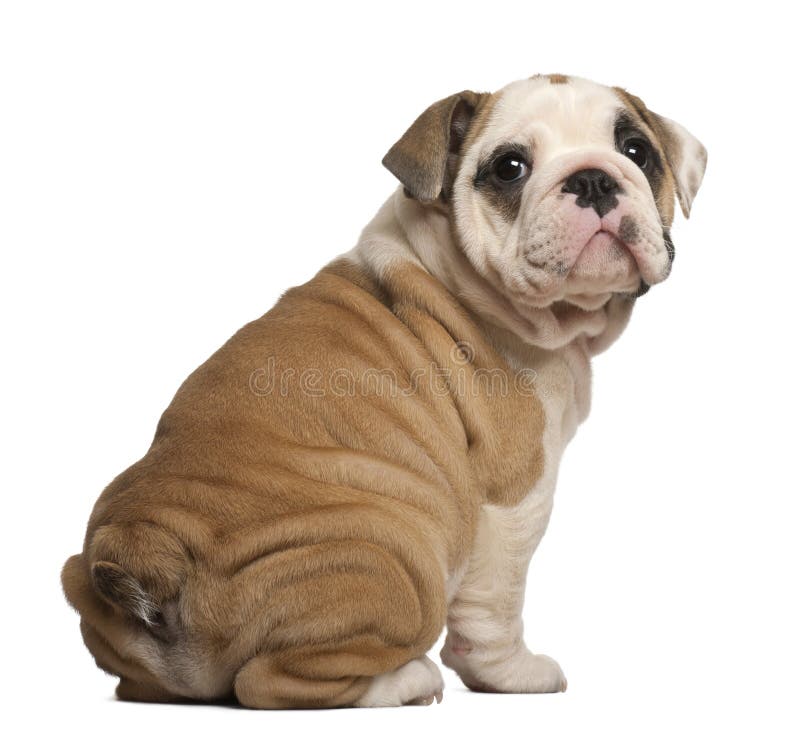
xmin=62 ymin=504 xmax=448 ymax=707
xmin=61 ymin=519 xmax=201 ymax=702
xmin=61 ymin=264 xmax=475 ymax=708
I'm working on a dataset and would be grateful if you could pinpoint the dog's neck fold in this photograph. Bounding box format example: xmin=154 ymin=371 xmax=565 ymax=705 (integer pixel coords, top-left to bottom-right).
xmin=350 ymin=188 xmax=635 ymax=358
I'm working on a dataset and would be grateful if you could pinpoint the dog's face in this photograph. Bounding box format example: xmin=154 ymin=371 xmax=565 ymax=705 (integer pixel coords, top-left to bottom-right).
xmin=384 ymin=75 xmax=706 ymax=311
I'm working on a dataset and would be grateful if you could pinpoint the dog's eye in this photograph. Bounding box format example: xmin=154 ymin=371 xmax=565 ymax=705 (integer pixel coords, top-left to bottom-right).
xmin=494 ymin=155 xmax=529 ymax=182
xmin=622 ymin=138 xmax=650 ymax=169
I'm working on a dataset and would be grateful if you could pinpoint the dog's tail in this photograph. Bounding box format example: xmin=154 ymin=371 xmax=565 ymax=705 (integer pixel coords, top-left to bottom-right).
xmin=61 ymin=521 xmax=198 ymax=702
xmin=90 ymin=560 xmax=162 ymax=627
xmin=64 ymin=521 xmax=188 ymax=632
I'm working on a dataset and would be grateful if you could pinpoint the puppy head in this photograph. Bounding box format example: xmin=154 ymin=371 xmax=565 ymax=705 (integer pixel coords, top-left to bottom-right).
xmin=384 ymin=75 xmax=706 ymax=311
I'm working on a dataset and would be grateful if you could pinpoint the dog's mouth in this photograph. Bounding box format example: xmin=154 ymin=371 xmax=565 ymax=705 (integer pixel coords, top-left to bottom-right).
xmin=568 ymin=226 xmax=640 ymax=286
xmin=576 ymin=229 xmax=631 ymax=263
xmin=515 ymin=197 xmax=669 ymax=309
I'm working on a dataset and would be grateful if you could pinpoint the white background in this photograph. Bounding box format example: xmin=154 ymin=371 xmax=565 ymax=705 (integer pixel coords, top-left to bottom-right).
xmin=2 ymin=1 xmax=798 ymax=734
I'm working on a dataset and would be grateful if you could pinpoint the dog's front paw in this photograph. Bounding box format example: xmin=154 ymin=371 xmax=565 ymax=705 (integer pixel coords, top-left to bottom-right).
xmin=441 ymin=634 xmax=566 ymax=694
xmin=461 ymin=651 xmax=566 ymax=694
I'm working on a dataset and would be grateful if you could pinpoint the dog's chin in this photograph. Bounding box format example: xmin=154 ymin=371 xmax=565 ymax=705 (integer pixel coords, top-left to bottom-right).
xmin=559 ymin=292 xmax=617 ymax=310
xmin=557 ymin=233 xmax=642 ymax=309
xmin=570 ymin=232 xmax=638 ymax=279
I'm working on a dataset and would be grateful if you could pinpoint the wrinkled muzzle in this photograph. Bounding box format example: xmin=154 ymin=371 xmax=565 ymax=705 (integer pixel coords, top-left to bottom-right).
xmin=516 ymin=150 xmax=671 ymax=304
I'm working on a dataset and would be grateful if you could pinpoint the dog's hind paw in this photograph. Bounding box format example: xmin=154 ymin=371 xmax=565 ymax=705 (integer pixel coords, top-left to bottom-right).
xmin=355 ymin=655 xmax=444 ymax=707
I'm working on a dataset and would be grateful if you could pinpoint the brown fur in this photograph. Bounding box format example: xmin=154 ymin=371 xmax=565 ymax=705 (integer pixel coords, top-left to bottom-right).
xmin=62 ymin=258 xmax=545 ymax=708
xmin=382 ymin=90 xmax=493 ymax=202
xmin=613 ymin=87 xmax=680 ymax=226
xmin=528 ymin=73 xmax=569 ymax=84
xmin=461 ymin=91 xmax=498 ymax=151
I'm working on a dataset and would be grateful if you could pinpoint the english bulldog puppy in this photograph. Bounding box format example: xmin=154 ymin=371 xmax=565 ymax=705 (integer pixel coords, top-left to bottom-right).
xmin=62 ymin=74 xmax=706 ymax=708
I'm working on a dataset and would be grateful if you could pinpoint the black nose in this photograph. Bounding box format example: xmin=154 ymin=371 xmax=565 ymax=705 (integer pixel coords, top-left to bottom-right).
xmin=562 ymin=168 xmax=621 ymax=217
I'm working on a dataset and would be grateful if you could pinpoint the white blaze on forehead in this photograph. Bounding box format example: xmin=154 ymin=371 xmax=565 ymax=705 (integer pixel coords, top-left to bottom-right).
xmin=474 ymin=76 xmax=624 ymax=162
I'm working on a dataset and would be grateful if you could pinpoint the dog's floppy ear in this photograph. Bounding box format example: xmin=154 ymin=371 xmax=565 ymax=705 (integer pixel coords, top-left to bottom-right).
xmin=382 ymin=90 xmax=487 ymax=203
xmin=617 ymin=89 xmax=707 ymax=218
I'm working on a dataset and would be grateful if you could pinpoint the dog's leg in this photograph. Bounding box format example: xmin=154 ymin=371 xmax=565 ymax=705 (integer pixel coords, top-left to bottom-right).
xmin=441 ymin=352 xmax=576 ymax=694
xmin=236 ymin=650 xmax=445 ymax=710
xmin=232 ymin=535 xmax=447 ymax=709
xmin=440 ymin=491 xmax=566 ymax=693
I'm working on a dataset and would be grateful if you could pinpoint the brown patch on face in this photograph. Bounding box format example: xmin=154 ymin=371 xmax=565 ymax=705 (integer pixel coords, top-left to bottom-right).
xmin=527 ymin=73 xmax=569 ymax=84
xmin=618 ymin=215 xmax=639 ymax=245
xmin=479 ymin=185 xmax=524 ymax=223
xmin=443 ymin=91 xmax=499 ymax=202
xmin=613 ymin=87 xmax=678 ymax=226
xmin=460 ymin=91 xmax=498 ymax=151
xmin=473 ymin=143 xmax=532 ymax=223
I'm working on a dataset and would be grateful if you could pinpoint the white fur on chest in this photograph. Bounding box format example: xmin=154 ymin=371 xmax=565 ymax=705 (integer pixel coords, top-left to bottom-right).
xmin=446 ymin=347 xmax=587 ymax=608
